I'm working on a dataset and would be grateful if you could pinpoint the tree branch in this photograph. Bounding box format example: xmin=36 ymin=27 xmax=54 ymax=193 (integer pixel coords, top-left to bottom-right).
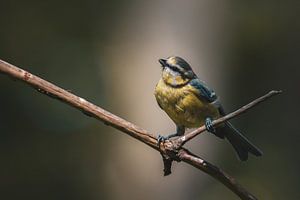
xmin=178 ymin=149 xmax=258 ymax=200
xmin=0 ymin=59 xmax=280 ymax=200
xmin=173 ymin=90 xmax=281 ymax=148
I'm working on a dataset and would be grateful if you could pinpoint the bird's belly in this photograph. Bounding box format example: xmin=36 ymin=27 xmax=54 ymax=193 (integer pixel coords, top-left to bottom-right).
xmin=155 ymin=82 xmax=220 ymax=128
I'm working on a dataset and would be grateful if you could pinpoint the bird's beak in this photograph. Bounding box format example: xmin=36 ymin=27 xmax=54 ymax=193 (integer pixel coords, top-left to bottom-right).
xmin=159 ymin=59 xmax=167 ymax=67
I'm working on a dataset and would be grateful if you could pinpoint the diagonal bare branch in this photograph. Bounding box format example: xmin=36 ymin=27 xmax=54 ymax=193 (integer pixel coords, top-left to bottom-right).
xmin=174 ymin=90 xmax=282 ymax=148
xmin=178 ymin=149 xmax=258 ymax=200
xmin=0 ymin=59 xmax=280 ymax=200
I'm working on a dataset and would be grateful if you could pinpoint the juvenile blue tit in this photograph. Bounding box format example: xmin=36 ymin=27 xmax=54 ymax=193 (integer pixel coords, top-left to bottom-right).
xmin=154 ymin=56 xmax=262 ymax=161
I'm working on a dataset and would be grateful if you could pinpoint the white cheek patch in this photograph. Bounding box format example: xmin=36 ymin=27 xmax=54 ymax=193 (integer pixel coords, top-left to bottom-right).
xmin=164 ymin=67 xmax=171 ymax=73
xmin=165 ymin=67 xmax=180 ymax=77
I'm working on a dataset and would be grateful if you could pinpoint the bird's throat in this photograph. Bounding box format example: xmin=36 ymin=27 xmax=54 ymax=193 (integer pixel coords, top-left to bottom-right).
xmin=162 ymin=69 xmax=190 ymax=87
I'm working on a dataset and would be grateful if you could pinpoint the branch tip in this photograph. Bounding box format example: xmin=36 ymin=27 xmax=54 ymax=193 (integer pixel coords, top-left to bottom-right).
xmin=270 ymin=90 xmax=282 ymax=94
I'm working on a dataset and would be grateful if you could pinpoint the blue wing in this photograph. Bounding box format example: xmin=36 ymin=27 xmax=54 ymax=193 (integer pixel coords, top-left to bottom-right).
xmin=189 ymin=78 xmax=217 ymax=103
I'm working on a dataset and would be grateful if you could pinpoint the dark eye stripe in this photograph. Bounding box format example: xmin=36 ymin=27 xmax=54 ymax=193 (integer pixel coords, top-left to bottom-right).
xmin=166 ymin=63 xmax=181 ymax=72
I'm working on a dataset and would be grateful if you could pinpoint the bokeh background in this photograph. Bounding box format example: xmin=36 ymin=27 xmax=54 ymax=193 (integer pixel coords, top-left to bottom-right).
xmin=0 ymin=0 xmax=299 ymax=199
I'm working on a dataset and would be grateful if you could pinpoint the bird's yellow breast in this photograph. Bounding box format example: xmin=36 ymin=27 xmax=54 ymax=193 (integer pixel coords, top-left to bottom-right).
xmin=154 ymin=79 xmax=220 ymax=128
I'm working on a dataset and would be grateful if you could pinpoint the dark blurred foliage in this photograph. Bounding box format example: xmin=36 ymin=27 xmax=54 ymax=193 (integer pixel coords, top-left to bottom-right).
xmin=0 ymin=0 xmax=299 ymax=200
xmin=227 ymin=2 xmax=300 ymax=199
xmin=0 ymin=0 xmax=121 ymax=199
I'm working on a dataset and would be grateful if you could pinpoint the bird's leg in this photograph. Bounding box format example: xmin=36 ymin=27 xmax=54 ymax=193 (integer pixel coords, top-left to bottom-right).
xmin=158 ymin=125 xmax=185 ymax=145
xmin=205 ymin=117 xmax=216 ymax=134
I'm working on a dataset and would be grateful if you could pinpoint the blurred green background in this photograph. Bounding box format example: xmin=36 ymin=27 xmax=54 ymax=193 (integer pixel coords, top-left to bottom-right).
xmin=0 ymin=0 xmax=299 ymax=199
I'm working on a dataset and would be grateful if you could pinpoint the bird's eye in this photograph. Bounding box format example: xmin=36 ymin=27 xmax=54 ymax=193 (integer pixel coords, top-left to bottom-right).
xmin=170 ymin=66 xmax=177 ymax=71
xmin=167 ymin=64 xmax=179 ymax=72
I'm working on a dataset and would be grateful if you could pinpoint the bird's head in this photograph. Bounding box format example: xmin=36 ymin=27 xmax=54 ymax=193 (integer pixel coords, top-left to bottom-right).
xmin=159 ymin=56 xmax=196 ymax=87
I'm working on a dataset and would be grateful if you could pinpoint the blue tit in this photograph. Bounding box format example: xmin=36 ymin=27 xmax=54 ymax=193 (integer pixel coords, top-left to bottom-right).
xmin=154 ymin=56 xmax=262 ymax=161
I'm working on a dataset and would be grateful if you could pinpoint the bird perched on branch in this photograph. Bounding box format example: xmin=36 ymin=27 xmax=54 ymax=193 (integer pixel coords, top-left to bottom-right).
xmin=154 ymin=56 xmax=262 ymax=161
